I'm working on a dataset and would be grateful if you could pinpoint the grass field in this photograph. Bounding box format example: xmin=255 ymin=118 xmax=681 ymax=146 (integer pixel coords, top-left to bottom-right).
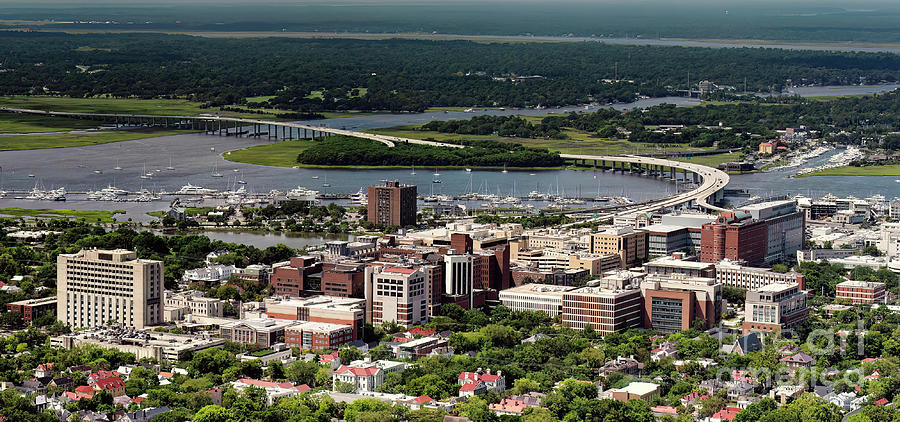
xmin=369 ymin=124 xmax=709 ymax=156
xmin=0 ymin=95 xmax=295 ymax=120
xmin=0 ymin=129 xmax=195 ymax=151
xmin=224 ymin=139 xmax=318 ymax=167
xmin=672 ymin=152 xmax=744 ymax=168
xmin=798 ymin=165 xmax=900 ymax=177
xmin=0 ymin=208 xmax=125 ymax=222
xmin=0 ymin=113 xmax=101 ymax=133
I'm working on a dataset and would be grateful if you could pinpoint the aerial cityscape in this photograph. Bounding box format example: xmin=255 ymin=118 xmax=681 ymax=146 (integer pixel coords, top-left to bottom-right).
xmin=0 ymin=1 xmax=898 ymax=421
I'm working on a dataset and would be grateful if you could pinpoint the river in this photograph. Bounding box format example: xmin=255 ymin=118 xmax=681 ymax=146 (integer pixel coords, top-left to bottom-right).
xmin=1 ymin=87 xmax=899 ymax=246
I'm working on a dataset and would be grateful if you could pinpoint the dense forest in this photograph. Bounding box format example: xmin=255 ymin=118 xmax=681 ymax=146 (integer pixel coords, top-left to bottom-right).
xmin=419 ymin=91 xmax=900 ymax=149
xmin=296 ymin=136 xmax=564 ymax=168
xmin=422 ymin=116 xmax=565 ymax=139
xmin=2 ymin=32 xmax=900 ymax=112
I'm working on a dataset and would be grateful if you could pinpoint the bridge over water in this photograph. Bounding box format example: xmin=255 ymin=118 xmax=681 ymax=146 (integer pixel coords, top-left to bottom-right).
xmin=0 ymin=107 xmax=730 ymax=214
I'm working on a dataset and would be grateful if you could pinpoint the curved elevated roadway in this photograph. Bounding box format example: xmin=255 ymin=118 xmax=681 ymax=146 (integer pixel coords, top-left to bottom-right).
xmin=0 ymin=107 xmax=729 ymax=213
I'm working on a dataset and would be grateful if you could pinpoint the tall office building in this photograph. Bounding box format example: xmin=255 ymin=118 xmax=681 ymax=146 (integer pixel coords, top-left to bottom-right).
xmin=639 ymin=274 xmax=721 ymax=333
xmin=57 ymin=249 xmax=163 ymax=329
xmin=364 ymin=266 xmax=429 ymax=327
xmin=590 ymin=227 xmax=648 ymax=269
xmin=742 ymin=283 xmax=809 ymax=335
xmin=699 ymin=211 xmax=768 ymax=265
xmin=444 ymin=254 xmax=474 ymax=296
xmin=367 ymin=180 xmax=417 ymax=227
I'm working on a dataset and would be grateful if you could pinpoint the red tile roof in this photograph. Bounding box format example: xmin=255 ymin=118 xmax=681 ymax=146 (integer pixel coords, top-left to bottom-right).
xmin=459 ymin=383 xmax=481 ymax=392
xmin=320 ymin=352 xmax=339 ymax=362
xmin=414 ymin=395 xmax=434 ymax=405
xmin=651 ymin=406 xmax=678 ymax=415
xmin=95 ymin=377 xmax=125 ymax=391
xmin=408 ymin=328 xmax=435 ymax=336
xmin=459 ymin=371 xmax=500 ymax=382
xmin=711 ymin=407 xmax=741 ymax=421
xmin=334 ymin=365 xmax=380 ymax=377
xmin=873 ymin=398 xmax=889 ymax=406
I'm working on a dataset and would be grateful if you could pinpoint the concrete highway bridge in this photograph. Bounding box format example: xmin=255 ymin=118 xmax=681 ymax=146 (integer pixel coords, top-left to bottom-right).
xmin=0 ymin=107 xmax=729 ymax=214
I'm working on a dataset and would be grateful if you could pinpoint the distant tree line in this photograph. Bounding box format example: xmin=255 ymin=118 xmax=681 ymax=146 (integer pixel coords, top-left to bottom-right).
xmin=420 ymin=91 xmax=900 ymax=150
xmin=296 ymin=136 xmax=564 ymax=167
xmin=422 ymin=115 xmax=565 ymax=138
xmin=2 ymin=32 xmax=900 ymax=111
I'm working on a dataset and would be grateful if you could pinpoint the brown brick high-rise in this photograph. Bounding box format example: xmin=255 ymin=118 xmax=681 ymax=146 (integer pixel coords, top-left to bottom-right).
xmin=367 ymin=180 xmax=417 ymax=228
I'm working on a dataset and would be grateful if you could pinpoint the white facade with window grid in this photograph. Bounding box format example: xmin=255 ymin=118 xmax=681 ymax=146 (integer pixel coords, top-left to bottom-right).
xmin=57 ymin=249 xmax=163 ymax=329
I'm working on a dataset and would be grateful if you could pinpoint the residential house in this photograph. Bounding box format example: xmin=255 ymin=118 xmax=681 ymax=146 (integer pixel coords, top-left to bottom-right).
xmin=727 ymin=381 xmax=754 ymax=402
xmin=599 ymin=356 xmax=641 ymax=377
xmin=780 ymin=352 xmax=814 ymax=369
xmin=120 ymin=407 xmax=171 ymax=422
xmin=50 ymin=376 xmax=74 ymax=391
xmin=721 ymin=333 xmax=762 ymax=356
xmin=458 ymin=369 xmax=506 ymax=394
xmin=93 ymin=376 xmax=126 ymax=397
xmin=459 ymin=382 xmax=487 ymax=397
xmin=231 ymin=378 xmax=311 ymax=405
xmin=35 ymin=363 xmax=54 ymax=378
xmin=709 ymin=407 xmax=742 ymax=422
xmin=770 ymin=385 xmax=805 ymax=405
xmin=651 ymin=342 xmax=677 ymax=362
xmin=489 ymin=398 xmax=543 ymax=416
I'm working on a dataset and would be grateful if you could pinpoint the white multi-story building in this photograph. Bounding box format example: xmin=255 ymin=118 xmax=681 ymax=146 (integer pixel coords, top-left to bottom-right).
xmin=743 ymin=283 xmax=809 ymax=335
xmin=332 ymin=359 xmax=406 ymax=393
xmin=57 ymin=249 xmax=163 ymax=329
xmin=499 ymin=284 xmax=575 ymax=317
xmin=164 ymin=290 xmax=223 ymax=320
xmin=364 ymin=266 xmax=428 ymax=327
xmin=714 ymin=260 xmax=806 ymax=290
xmin=444 ymin=254 xmax=474 ymax=297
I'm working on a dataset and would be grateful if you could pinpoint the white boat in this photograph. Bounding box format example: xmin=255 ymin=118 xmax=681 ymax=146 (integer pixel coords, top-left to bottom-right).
xmin=166 ymin=156 xmax=175 ymax=171
xmin=465 ymin=168 xmax=472 ymax=172
xmin=93 ymin=170 xmax=103 ymax=174
xmin=139 ymin=163 xmax=151 ymax=179
xmin=350 ymin=188 xmax=368 ymax=205
xmin=113 ymin=159 xmax=122 ymax=171
xmin=175 ymin=184 xmax=217 ymax=195
xmin=27 ymin=174 xmax=35 ymax=178
xmin=211 ymin=158 xmax=223 ymax=177
xmin=501 ymin=164 xmax=508 ymax=173
xmin=411 ymin=165 xmax=416 ymax=175
xmin=286 ymin=186 xmax=319 ymax=202
xmin=312 ymin=176 xmax=319 ymax=179
xmin=101 ymin=186 xmax=128 ymax=196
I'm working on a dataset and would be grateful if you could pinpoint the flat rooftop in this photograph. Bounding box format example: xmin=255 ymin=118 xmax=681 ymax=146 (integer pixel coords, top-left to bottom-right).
xmin=7 ymin=296 xmax=57 ymax=306
xmin=757 ymin=283 xmax=799 ymax=293
xmin=836 ymin=280 xmax=885 ymax=288
xmin=287 ymin=321 xmax=352 ymax=332
xmin=641 ymin=224 xmax=687 ymax=234
xmin=500 ymin=284 xmax=577 ymax=297
xmin=645 ymin=257 xmax=713 ymax=269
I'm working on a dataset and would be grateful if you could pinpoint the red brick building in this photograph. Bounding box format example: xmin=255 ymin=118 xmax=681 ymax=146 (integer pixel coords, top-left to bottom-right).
xmin=284 ymin=321 xmax=354 ymax=350
xmin=474 ymin=246 xmax=511 ymax=293
xmin=367 ymin=180 xmax=417 ymax=228
xmin=700 ymin=211 xmax=768 ymax=265
xmin=835 ymin=280 xmax=886 ymax=304
xmin=561 ymin=286 xmax=643 ymax=334
xmin=321 ymin=264 xmax=366 ymax=298
xmin=270 ymin=256 xmax=322 ymax=297
xmin=639 ymin=275 xmax=721 ymax=333
xmin=6 ymin=297 xmax=56 ymax=324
